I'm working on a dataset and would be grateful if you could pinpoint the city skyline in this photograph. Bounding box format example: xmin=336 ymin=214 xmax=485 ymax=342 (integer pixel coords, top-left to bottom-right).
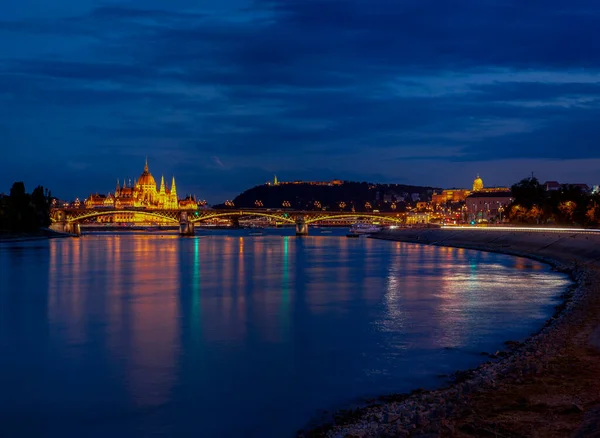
xmin=2 ymin=0 xmax=600 ymax=202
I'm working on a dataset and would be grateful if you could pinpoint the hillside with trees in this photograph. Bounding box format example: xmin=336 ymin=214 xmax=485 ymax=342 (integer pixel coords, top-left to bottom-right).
xmin=217 ymin=181 xmax=440 ymax=212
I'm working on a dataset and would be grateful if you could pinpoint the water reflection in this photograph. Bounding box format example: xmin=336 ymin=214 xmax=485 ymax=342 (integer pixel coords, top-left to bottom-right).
xmin=0 ymin=234 xmax=571 ymax=438
xmin=48 ymin=236 xmax=181 ymax=408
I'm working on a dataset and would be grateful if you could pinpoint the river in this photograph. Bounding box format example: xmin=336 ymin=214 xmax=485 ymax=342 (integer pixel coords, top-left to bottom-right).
xmin=0 ymin=230 xmax=570 ymax=437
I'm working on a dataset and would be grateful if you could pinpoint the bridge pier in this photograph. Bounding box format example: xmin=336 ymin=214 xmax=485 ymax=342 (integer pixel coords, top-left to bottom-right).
xmin=50 ymin=221 xmax=81 ymax=237
xmin=295 ymin=215 xmax=308 ymax=236
xmin=179 ymin=212 xmax=195 ymax=236
xmin=49 ymin=211 xmax=80 ymax=236
xmin=66 ymin=222 xmax=81 ymax=237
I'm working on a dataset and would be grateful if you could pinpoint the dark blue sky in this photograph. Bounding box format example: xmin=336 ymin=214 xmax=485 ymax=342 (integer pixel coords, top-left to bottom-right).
xmin=1 ymin=0 xmax=599 ymax=202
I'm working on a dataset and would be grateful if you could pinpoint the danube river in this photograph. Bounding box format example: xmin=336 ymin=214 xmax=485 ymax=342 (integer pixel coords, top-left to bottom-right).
xmin=0 ymin=230 xmax=570 ymax=437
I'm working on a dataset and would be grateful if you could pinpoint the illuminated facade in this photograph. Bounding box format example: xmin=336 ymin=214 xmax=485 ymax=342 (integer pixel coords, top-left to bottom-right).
xmin=433 ymin=175 xmax=510 ymax=206
xmin=473 ymin=175 xmax=484 ymax=191
xmin=466 ymin=191 xmax=513 ymax=222
xmin=85 ymin=159 xmax=195 ymax=210
xmin=472 ymin=174 xmax=510 ymax=193
xmin=432 ymin=189 xmax=471 ymax=204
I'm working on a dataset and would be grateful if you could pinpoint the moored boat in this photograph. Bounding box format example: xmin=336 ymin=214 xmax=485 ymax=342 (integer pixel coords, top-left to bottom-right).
xmin=349 ymin=223 xmax=382 ymax=235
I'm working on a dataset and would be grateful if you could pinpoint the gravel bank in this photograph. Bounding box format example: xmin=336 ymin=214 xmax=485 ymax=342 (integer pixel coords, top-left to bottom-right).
xmin=299 ymin=228 xmax=600 ymax=438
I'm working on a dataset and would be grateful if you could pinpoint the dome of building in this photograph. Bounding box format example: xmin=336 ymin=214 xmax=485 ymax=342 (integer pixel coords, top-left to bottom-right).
xmin=473 ymin=174 xmax=484 ymax=191
xmin=137 ymin=159 xmax=156 ymax=188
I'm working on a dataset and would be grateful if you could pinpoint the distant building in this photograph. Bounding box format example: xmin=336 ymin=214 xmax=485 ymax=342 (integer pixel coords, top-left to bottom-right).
xmin=466 ymin=191 xmax=513 ymax=222
xmin=84 ymin=158 xmax=192 ymax=210
xmin=543 ymin=181 xmax=591 ymax=193
xmin=570 ymin=183 xmax=591 ymax=192
xmin=269 ymin=178 xmax=344 ymax=187
xmin=473 ymin=174 xmax=510 ymax=193
xmin=544 ymin=181 xmax=561 ymax=191
xmin=433 ymin=175 xmax=508 ymax=206
xmin=432 ymin=189 xmax=471 ymax=204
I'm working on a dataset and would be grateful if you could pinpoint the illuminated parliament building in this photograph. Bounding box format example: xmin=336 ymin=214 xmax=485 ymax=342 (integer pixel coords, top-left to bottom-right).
xmin=85 ymin=159 xmax=196 ymax=210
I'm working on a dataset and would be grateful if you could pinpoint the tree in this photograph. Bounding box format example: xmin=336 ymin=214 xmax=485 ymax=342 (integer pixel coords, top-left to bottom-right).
xmin=7 ymin=182 xmax=32 ymax=231
xmin=508 ymin=204 xmax=526 ymax=223
xmin=586 ymin=195 xmax=600 ymax=226
xmin=547 ymin=185 xmax=588 ymax=225
xmin=1 ymin=182 xmax=52 ymax=233
xmin=31 ymin=185 xmax=51 ymax=228
xmin=525 ymin=205 xmax=543 ymax=224
xmin=510 ymin=177 xmax=545 ymax=209
xmin=558 ymin=201 xmax=577 ymax=224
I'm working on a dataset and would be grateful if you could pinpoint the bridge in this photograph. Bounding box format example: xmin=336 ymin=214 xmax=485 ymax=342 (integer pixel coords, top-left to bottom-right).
xmin=49 ymin=208 xmax=414 ymax=236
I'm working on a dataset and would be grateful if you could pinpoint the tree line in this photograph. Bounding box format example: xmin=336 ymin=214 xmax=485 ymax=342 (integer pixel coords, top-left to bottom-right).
xmin=508 ymin=177 xmax=600 ymax=226
xmin=0 ymin=182 xmax=52 ymax=233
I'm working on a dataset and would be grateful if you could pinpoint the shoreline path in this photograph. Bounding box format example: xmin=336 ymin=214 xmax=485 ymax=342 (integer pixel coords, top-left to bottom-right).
xmin=300 ymin=227 xmax=600 ymax=438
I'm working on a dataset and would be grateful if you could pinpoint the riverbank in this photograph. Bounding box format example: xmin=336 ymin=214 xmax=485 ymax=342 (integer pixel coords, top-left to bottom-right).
xmin=300 ymin=227 xmax=600 ymax=437
xmin=0 ymin=227 xmax=76 ymax=242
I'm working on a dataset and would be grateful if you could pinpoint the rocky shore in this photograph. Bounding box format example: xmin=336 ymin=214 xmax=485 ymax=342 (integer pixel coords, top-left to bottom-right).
xmin=299 ymin=227 xmax=600 ymax=438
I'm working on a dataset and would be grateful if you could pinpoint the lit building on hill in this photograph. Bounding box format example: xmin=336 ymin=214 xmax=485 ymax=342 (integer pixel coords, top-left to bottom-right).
xmin=471 ymin=174 xmax=510 ymax=193
xmin=473 ymin=175 xmax=484 ymax=191
xmin=266 ymin=176 xmax=345 ymax=187
xmin=84 ymin=158 xmax=195 ymax=210
xmin=432 ymin=189 xmax=471 ymax=204
xmin=433 ymin=175 xmax=510 ymax=205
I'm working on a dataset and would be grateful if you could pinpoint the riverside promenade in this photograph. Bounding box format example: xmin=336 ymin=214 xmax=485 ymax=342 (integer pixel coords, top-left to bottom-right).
xmin=302 ymin=227 xmax=600 ymax=438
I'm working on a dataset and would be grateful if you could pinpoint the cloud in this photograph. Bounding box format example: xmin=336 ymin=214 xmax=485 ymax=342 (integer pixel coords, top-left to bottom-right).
xmin=212 ymin=156 xmax=225 ymax=167
xmin=1 ymin=0 xmax=600 ymax=201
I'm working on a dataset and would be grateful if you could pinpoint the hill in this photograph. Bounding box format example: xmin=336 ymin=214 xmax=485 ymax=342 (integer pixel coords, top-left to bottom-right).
xmin=215 ymin=181 xmax=440 ymax=212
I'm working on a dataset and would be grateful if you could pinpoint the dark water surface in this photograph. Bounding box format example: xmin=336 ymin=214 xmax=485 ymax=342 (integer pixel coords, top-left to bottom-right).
xmin=0 ymin=231 xmax=570 ymax=437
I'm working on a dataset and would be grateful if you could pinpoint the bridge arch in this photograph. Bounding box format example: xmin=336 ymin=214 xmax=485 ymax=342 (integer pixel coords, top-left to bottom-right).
xmin=190 ymin=211 xmax=295 ymax=224
xmin=304 ymin=213 xmax=406 ymax=225
xmin=60 ymin=210 xmax=180 ymax=224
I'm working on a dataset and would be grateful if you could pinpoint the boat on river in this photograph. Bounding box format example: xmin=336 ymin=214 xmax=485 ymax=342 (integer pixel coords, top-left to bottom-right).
xmin=348 ymin=223 xmax=382 ymax=235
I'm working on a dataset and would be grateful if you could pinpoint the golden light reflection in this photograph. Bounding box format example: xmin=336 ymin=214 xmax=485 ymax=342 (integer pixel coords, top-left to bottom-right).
xmin=117 ymin=236 xmax=181 ymax=407
xmin=42 ymin=233 xmax=570 ymax=413
xmin=48 ymin=235 xmax=181 ymax=408
xmin=49 ymin=238 xmax=86 ymax=345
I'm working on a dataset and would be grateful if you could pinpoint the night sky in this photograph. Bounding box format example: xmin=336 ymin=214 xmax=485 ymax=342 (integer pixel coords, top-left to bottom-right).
xmin=1 ymin=0 xmax=599 ymax=202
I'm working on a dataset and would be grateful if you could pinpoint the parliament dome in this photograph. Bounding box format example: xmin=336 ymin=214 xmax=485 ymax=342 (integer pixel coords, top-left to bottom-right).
xmin=138 ymin=159 xmax=156 ymax=188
